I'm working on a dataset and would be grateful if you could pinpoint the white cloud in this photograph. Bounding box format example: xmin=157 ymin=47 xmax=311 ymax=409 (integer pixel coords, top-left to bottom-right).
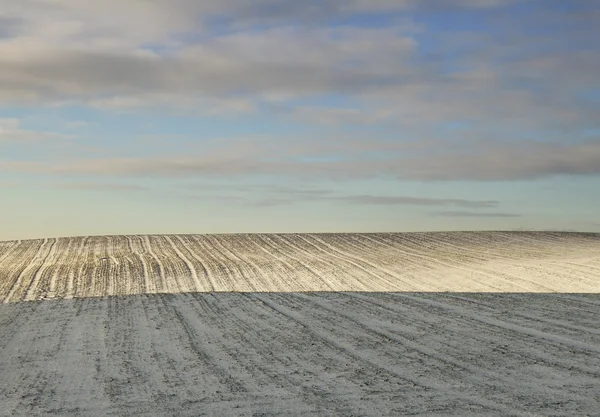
xmin=290 ymin=106 xmax=392 ymax=125
xmin=86 ymin=94 xmax=257 ymax=116
xmin=336 ymin=195 xmax=499 ymax=208
xmin=54 ymin=182 xmax=147 ymax=191
xmin=0 ymin=0 xmax=595 ymax=133
xmin=3 ymin=135 xmax=599 ymax=181
xmin=0 ymin=0 xmax=597 ymax=183
xmin=0 ymin=25 xmax=417 ymax=107
xmin=0 ymin=118 xmax=71 ymax=142
xmin=64 ymin=121 xmax=88 ymax=130
xmin=432 ymin=211 xmax=521 ymax=218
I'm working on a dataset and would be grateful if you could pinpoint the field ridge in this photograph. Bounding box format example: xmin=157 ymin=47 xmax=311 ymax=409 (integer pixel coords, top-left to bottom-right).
xmin=1 ymin=231 xmax=599 ymax=302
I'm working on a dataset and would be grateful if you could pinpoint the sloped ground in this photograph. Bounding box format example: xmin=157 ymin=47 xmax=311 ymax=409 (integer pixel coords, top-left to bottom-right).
xmin=1 ymin=292 xmax=599 ymax=416
xmin=1 ymin=232 xmax=600 ymax=302
xmin=1 ymin=232 xmax=599 ymax=415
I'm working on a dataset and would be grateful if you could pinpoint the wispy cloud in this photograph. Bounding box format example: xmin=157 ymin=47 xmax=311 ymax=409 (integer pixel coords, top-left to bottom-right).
xmin=432 ymin=211 xmax=521 ymax=218
xmin=0 ymin=118 xmax=71 ymax=142
xmin=4 ymin=136 xmax=598 ymax=181
xmin=0 ymin=0 xmax=598 ymax=238
xmin=53 ymin=183 xmax=147 ymax=192
xmin=163 ymin=182 xmax=503 ymax=209
xmin=0 ymin=26 xmax=416 ymax=105
xmin=64 ymin=121 xmax=89 ymax=130
xmin=291 ymin=106 xmax=393 ymax=125
xmin=335 ymin=195 xmax=499 ymax=208
xmin=86 ymin=95 xmax=257 ymax=116
xmin=0 ymin=0 xmax=595 ymax=135
xmin=185 ymin=183 xmax=334 ymax=196
xmin=0 ymin=16 xmax=23 ymax=39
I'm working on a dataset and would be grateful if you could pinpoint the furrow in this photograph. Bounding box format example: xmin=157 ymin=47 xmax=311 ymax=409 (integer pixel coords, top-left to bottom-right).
xmin=22 ymin=237 xmax=61 ymax=301
xmin=199 ymin=235 xmax=256 ymax=292
xmin=125 ymin=235 xmax=152 ymax=294
xmin=270 ymin=234 xmax=360 ymax=290
xmin=389 ymin=293 xmax=600 ymax=355
xmin=142 ymin=235 xmax=167 ymax=293
xmin=375 ymin=234 xmax=553 ymax=292
xmin=163 ymin=235 xmax=203 ymax=292
xmin=182 ymin=236 xmax=239 ymax=292
xmin=292 ymin=292 xmax=593 ymax=405
xmin=250 ymin=293 xmax=520 ymax=415
xmin=4 ymin=239 xmax=51 ymax=303
xmin=251 ymin=234 xmax=337 ymax=291
xmin=293 ymin=234 xmax=388 ymax=291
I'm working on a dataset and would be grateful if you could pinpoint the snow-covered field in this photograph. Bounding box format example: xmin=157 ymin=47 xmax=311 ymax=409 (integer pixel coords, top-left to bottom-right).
xmin=1 ymin=232 xmax=600 ymax=415
xmin=1 ymin=232 xmax=599 ymax=302
xmin=1 ymin=292 xmax=599 ymax=416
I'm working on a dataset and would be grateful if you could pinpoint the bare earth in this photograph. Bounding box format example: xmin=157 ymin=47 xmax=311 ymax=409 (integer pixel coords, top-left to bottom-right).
xmin=1 ymin=292 xmax=599 ymax=416
xmin=1 ymin=232 xmax=599 ymax=416
xmin=1 ymin=232 xmax=600 ymax=302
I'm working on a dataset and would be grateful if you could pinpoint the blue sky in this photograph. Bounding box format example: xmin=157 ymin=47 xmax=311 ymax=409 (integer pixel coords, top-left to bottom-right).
xmin=0 ymin=0 xmax=599 ymax=240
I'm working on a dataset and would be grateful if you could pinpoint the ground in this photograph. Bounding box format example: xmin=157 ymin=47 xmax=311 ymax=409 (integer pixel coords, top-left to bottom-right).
xmin=1 ymin=292 xmax=599 ymax=416
xmin=1 ymin=232 xmax=599 ymax=415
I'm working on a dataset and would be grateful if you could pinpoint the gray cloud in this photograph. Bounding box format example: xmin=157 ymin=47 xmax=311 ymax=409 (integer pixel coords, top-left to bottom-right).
xmin=177 ymin=192 xmax=502 ymax=209
xmin=64 ymin=121 xmax=89 ymax=130
xmin=0 ymin=118 xmax=72 ymax=142
xmin=0 ymin=0 xmax=595 ymax=137
xmin=7 ymin=136 xmax=598 ymax=181
xmin=165 ymin=182 xmax=501 ymax=208
xmin=186 ymin=183 xmax=334 ymax=196
xmin=335 ymin=195 xmax=498 ymax=208
xmin=0 ymin=0 xmax=514 ymax=44
xmin=0 ymin=0 xmax=598 ymax=187
xmin=165 ymin=183 xmax=335 ymax=206
xmin=54 ymin=183 xmax=148 ymax=192
xmin=253 ymin=197 xmax=297 ymax=207
xmin=291 ymin=106 xmax=392 ymax=125
xmin=0 ymin=17 xmax=23 ymax=39
xmin=400 ymin=139 xmax=600 ymax=181
xmin=180 ymin=194 xmax=247 ymax=204
xmin=432 ymin=211 xmax=521 ymax=218
xmin=0 ymin=26 xmax=417 ymax=105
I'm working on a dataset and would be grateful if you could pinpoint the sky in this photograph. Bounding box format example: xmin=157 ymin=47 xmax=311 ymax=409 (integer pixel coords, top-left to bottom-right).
xmin=0 ymin=0 xmax=599 ymax=240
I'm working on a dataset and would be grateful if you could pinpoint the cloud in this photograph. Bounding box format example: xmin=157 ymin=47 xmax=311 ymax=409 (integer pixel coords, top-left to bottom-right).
xmin=0 ymin=118 xmax=71 ymax=142
xmin=253 ymin=197 xmax=297 ymax=207
xmin=0 ymin=0 xmax=595 ymax=141
xmin=64 ymin=121 xmax=88 ymax=130
xmin=0 ymin=26 xmax=416 ymax=106
xmin=335 ymin=195 xmax=498 ymax=208
xmin=85 ymin=94 xmax=257 ymax=116
xmin=432 ymin=211 xmax=521 ymax=218
xmin=400 ymin=138 xmax=600 ymax=180
xmin=177 ymin=191 xmax=503 ymax=209
xmin=54 ymin=183 xmax=147 ymax=192
xmin=0 ymin=16 xmax=24 ymax=39
xmin=186 ymin=184 xmax=334 ymax=196
xmin=176 ymin=183 xmax=335 ymax=206
xmin=443 ymin=0 xmax=520 ymax=8
xmin=0 ymin=1 xmax=597 ymax=186
xmin=291 ymin=106 xmax=393 ymax=125
xmin=6 ymin=135 xmax=598 ymax=181
xmin=1 ymin=0 xmax=482 ymax=53
xmin=0 ymin=179 xmax=147 ymax=192
xmin=167 ymin=182 xmax=501 ymax=208
xmin=0 ymin=161 xmax=43 ymax=172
